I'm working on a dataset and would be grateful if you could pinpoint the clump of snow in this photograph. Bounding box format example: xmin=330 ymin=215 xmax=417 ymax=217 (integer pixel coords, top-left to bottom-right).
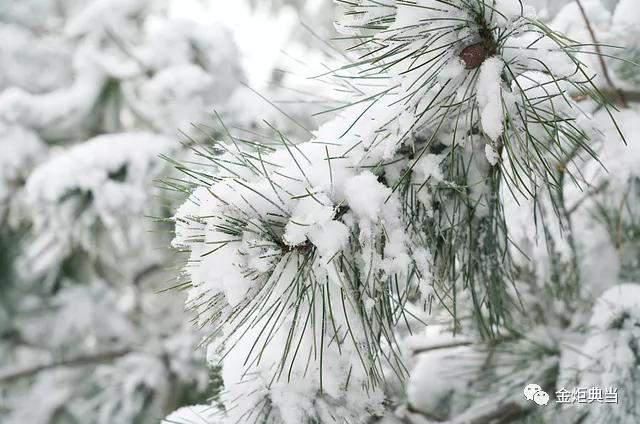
xmin=344 ymin=172 xmax=391 ymax=222
xmin=283 ymin=195 xmax=334 ymax=245
xmin=0 ymin=69 xmax=107 ymax=140
xmin=26 ymin=132 xmax=174 ymax=203
xmin=590 ymin=284 xmax=640 ymax=330
xmin=308 ymin=219 xmax=350 ymax=259
xmin=477 ymin=57 xmax=505 ymax=142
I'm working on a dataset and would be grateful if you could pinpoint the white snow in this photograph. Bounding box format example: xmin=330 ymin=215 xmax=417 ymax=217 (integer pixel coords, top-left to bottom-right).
xmin=484 ymin=144 xmax=500 ymax=166
xmin=590 ymin=284 xmax=640 ymax=330
xmin=477 ymin=57 xmax=505 ymax=142
xmin=343 ymin=172 xmax=392 ymax=222
xmin=19 ymin=132 xmax=176 ymax=280
xmin=0 ymin=0 xmax=630 ymax=423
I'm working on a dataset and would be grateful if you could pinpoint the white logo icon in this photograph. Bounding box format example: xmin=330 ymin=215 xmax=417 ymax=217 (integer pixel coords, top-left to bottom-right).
xmin=534 ymin=391 xmax=550 ymax=406
xmin=524 ymin=384 xmax=542 ymax=401
xmin=524 ymin=384 xmax=549 ymax=406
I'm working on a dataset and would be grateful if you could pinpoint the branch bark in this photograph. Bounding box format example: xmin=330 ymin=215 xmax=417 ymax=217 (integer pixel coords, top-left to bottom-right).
xmin=411 ymin=340 xmax=473 ymax=355
xmin=0 ymin=348 xmax=131 ymax=384
xmin=573 ymin=90 xmax=640 ymax=105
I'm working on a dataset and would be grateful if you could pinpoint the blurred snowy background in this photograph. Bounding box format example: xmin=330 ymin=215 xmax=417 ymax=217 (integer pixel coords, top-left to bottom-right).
xmin=0 ymin=1 xmax=338 ymax=422
xmin=0 ymin=0 xmax=637 ymax=423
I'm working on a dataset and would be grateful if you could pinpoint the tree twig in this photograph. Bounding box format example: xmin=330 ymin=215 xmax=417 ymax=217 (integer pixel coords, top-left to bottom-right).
xmin=573 ymin=89 xmax=640 ymax=105
xmin=0 ymin=348 xmax=131 ymax=384
xmin=411 ymin=340 xmax=473 ymax=355
xmin=575 ymin=0 xmax=629 ymax=108
xmin=134 ymin=263 xmax=163 ymax=286
xmin=566 ymin=181 xmax=609 ymax=216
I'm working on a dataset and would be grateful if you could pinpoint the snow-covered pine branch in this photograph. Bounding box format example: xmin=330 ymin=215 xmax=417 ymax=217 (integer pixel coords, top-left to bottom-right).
xmin=168 ymin=1 xmax=640 ymax=423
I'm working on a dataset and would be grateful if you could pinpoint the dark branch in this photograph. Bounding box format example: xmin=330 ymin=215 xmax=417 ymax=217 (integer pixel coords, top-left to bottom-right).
xmin=573 ymin=90 xmax=640 ymax=104
xmin=0 ymin=348 xmax=131 ymax=384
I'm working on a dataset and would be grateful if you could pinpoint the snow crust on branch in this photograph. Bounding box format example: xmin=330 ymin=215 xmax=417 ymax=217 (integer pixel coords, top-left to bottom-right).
xmin=21 ymin=133 xmax=176 ymax=279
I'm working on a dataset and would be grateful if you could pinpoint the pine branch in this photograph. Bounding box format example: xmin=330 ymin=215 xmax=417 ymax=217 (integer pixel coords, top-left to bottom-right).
xmin=167 ymin=1 xmax=631 ymax=422
xmin=0 ymin=348 xmax=131 ymax=384
xmin=448 ymin=402 xmax=532 ymax=424
xmin=574 ymin=89 xmax=640 ymax=104
xmin=393 ymin=402 xmax=532 ymax=424
xmin=575 ymin=0 xmax=628 ymax=108
xmin=397 ymin=395 xmax=539 ymax=424
xmin=410 ymin=340 xmax=473 ymax=355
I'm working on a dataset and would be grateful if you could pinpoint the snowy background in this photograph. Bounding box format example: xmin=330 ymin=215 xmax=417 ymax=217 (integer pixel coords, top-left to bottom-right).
xmin=1 ymin=1 xmax=639 ymax=423
xmin=0 ymin=1 xmax=336 ymax=422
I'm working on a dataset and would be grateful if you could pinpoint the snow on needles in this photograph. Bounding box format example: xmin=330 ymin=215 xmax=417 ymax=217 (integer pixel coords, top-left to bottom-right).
xmin=169 ymin=1 xmax=638 ymax=423
xmin=477 ymin=57 xmax=505 ymax=142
